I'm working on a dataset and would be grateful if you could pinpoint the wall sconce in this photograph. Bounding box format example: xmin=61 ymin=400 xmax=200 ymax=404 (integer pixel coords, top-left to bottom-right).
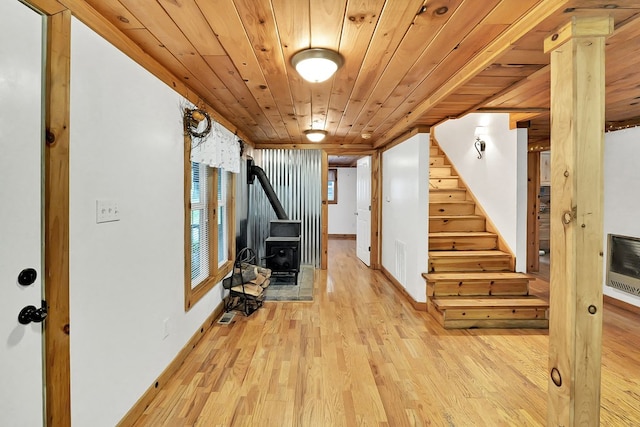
xmin=474 ymin=126 xmax=486 ymax=159
xmin=291 ymin=48 xmax=344 ymax=83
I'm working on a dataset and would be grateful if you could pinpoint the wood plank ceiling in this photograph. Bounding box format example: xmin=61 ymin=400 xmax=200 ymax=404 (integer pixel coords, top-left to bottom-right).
xmin=81 ymin=0 xmax=640 ymax=152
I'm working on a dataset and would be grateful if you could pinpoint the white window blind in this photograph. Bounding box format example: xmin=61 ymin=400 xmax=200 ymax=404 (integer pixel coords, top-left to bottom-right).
xmin=217 ymin=170 xmax=228 ymax=266
xmin=191 ymin=162 xmax=209 ymax=287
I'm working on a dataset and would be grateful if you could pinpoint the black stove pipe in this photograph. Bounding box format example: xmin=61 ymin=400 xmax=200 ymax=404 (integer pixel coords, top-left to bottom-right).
xmin=249 ymin=163 xmax=288 ymax=220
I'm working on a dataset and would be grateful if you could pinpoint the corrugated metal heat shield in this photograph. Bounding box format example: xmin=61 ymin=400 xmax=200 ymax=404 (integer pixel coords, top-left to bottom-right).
xmin=248 ymin=149 xmax=322 ymax=267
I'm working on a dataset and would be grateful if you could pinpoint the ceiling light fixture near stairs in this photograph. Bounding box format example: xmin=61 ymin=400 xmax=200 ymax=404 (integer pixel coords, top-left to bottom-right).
xmin=292 ymin=48 xmax=344 ymax=83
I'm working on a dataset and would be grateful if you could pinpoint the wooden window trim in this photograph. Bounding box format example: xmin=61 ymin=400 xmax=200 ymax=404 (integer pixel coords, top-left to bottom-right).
xmin=183 ymin=135 xmax=236 ymax=311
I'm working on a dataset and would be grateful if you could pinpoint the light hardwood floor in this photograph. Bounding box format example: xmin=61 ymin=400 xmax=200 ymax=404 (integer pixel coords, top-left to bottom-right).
xmin=133 ymin=239 xmax=640 ymax=426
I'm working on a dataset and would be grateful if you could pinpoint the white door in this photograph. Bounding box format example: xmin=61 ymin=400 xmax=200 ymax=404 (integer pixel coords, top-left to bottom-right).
xmin=356 ymin=156 xmax=371 ymax=266
xmin=0 ymin=1 xmax=46 ymax=426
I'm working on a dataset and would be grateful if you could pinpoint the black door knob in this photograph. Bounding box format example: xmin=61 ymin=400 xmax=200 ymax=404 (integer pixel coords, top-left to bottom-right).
xmin=18 ymin=268 xmax=37 ymax=286
xmin=18 ymin=304 xmax=48 ymax=325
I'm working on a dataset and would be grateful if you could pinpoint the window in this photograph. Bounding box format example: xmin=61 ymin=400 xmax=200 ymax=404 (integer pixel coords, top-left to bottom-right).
xmin=328 ymin=168 xmax=338 ymax=204
xmin=185 ymin=161 xmax=235 ymax=310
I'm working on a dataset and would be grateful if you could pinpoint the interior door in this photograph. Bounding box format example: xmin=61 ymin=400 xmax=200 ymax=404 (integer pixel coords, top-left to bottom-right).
xmin=356 ymin=156 xmax=372 ymax=266
xmin=0 ymin=1 xmax=46 ymax=425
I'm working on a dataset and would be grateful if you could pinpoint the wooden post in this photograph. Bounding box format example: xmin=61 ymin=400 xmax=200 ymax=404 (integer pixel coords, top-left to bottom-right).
xmin=527 ymin=151 xmax=540 ymax=272
xmin=45 ymin=9 xmax=72 ymax=427
xmin=370 ymin=151 xmax=381 ymax=270
xmin=321 ymin=150 xmax=328 ymax=270
xmin=544 ymin=16 xmax=613 ymax=426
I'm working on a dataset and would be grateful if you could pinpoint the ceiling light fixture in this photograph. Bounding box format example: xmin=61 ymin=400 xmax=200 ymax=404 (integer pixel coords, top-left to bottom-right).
xmin=291 ymin=48 xmax=344 ymax=83
xmin=304 ymin=129 xmax=328 ymax=142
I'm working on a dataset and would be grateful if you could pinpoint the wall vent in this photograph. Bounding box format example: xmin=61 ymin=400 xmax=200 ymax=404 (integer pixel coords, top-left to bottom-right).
xmin=606 ymin=234 xmax=640 ymax=297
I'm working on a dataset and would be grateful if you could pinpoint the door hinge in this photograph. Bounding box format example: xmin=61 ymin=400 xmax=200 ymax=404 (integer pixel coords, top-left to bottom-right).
xmin=368 ymin=246 xmax=371 ymax=251
xmin=369 ymin=205 xmax=371 ymax=211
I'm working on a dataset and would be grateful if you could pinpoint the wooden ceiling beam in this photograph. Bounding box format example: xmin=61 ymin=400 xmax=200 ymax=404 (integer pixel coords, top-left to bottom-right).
xmin=374 ymin=0 xmax=570 ymax=149
xmin=254 ymin=143 xmax=374 ymax=152
xmin=605 ymin=116 xmax=640 ymax=131
xmin=463 ymin=64 xmax=550 ymax=115
xmin=28 ymin=0 xmax=66 ymax=14
xmin=477 ymin=107 xmax=549 ymax=113
xmin=510 ymin=112 xmax=545 ymax=129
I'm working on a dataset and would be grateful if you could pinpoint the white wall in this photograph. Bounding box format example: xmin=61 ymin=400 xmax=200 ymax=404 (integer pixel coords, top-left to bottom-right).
xmin=69 ymin=19 xmax=224 ymax=426
xmin=382 ymin=133 xmax=430 ymax=302
xmin=328 ymin=167 xmax=357 ymax=235
xmin=604 ymin=127 xmax=640 ymax=308
xmin=435 ymin=113 xmax=527 ymax=271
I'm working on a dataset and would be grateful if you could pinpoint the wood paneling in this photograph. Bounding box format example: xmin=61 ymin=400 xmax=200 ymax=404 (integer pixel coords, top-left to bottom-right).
xmin=46 ymin=0 xmax=640 ymax=149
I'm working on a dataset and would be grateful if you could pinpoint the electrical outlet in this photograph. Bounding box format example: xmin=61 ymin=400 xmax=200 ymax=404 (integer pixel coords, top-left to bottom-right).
xmin=96 ymin=200 xmax=120 ymax=223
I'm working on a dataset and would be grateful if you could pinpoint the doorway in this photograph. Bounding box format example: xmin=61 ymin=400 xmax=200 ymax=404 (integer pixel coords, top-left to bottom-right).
xmin=326 ymin=155 xmax=373 ymax=267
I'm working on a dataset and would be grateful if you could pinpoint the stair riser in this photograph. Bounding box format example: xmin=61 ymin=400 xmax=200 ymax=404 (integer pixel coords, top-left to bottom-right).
xmin=444 ymin=308 xmax=548 ymax=321
xmin=427 ymin=281 xmax=529 ymax=297
xmin=429 ymin=166 xmax=453 ymax=177
xmin=429 ymin=202 xmax=475 ymax=216
xmin=429 ymin=235 xmax=497 ymax=250
xmin=430 ymin=157 xmax=446 ymax=166
xmin=430 ymin=191 xmax=466 ymax=202
xmin=428 ymin=257 xmax=512 ymax=273
xmin=429 ymin=178 xmax=459 ymax=189
xmin=441 ymin=318 xmax=549 ymax=329
xmin=430 ymin=147 xmax=440 ymax=156
xmin=429 ymin=218 xmax=485 ymax=232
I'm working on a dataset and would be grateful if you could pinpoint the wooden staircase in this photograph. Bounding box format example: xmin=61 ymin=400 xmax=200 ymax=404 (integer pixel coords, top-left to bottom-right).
xmin=424 ymin=142 xmax=549 ymax=329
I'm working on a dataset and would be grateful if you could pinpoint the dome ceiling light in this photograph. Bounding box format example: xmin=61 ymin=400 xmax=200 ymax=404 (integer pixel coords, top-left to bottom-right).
xmin=291 ymin=48 xmax=344 ymax=83
xmin=304 ymin=129 xmax=328 ymax=142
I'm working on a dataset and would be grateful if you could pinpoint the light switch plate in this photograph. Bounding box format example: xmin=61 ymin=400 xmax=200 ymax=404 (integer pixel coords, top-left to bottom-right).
xmin=96 ymin=200 xmax=120 ymax=223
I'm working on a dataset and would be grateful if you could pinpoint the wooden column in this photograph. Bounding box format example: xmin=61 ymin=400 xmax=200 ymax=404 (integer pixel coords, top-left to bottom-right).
xmin=527 ymin=151 xmax=540 ymax=272
xmin=370 ymin=151 xmax=381 ymax=270
xmin=321 ymin=150 xmax=328 ymax=270
xmin=45 ymin=9 xmax=72 ymax=427
xmin=544 ymin=16 xmax=613 ymax=426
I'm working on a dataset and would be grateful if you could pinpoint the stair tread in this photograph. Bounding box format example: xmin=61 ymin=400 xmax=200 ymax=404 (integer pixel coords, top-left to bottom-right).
xmin=429 ymin=250 xmax=510 ymax=257
xmin=431 ymin=200 xmax=474 ymax=204
xmin=429 ymin=231 xmax=495 ymax=237
xmin=423 ymin=272 xmax=531 ymax=281
xmin=430 ymin=188 xmax=465 ymax=192
xmin=433 ymin=296 xmax=548 ymax=309
xmin=430 ymin=215 xmax=483 ymax=220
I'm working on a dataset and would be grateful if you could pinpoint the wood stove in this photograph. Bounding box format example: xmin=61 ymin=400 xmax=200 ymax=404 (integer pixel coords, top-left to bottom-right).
xmin=265 ymin=220 xmax=301 ymax=284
